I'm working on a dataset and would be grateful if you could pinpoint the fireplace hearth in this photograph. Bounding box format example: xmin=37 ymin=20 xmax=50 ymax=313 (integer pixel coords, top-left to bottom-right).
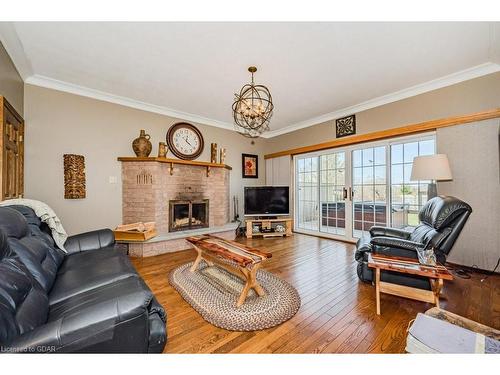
xmin=169 ymin=199 xmax=209 ymax=232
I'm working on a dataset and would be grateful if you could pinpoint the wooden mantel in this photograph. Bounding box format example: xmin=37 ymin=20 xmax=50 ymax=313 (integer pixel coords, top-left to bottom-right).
xmin=117 ymin=156 xmax=232 ymax=177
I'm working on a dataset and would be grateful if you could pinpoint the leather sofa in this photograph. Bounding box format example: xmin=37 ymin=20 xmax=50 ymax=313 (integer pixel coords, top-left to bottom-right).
xmin=355 ymin=196 xmax=472 ymax=289
xmin=0 ymin=205 xmax=167 ymax=353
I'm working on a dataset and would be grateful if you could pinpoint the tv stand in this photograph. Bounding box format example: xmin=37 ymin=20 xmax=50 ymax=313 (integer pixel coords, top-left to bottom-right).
xmin=245 ymin=217 xmax=293 ymax=239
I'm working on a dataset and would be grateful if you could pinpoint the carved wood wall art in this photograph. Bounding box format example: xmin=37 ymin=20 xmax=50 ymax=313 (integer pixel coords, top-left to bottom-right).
xmin=63 ymin=154 xmax=86 ymax=199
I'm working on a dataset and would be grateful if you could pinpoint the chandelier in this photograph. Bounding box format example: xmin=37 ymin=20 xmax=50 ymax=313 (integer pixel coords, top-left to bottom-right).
xmin=232 ymin=66 xmax=274 ymax=138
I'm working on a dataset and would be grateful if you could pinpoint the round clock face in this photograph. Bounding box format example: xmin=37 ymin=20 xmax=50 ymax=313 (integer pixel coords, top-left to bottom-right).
xmin=166 ymin=123 xmax=204 ymax=160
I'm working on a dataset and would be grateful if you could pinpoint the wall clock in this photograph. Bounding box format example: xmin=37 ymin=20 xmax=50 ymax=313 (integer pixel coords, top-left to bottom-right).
xmin=166 ymin=122 xmax=204 ymax=160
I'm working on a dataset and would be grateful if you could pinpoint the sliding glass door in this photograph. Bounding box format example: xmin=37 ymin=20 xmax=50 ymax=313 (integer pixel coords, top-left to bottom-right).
xmin=352 ymin=146 xmax=388 ymax=238
xmin=295 ymin=149 xmax=352 ymax=241
xmin=294 ymin=133 xmax=435 ymax=241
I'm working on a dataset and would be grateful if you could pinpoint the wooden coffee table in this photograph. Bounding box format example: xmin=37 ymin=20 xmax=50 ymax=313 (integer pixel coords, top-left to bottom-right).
xmin=367 ymin=253 xmax=453 ymax=315
xmin=186 ymin=235 xmax=272 ymax=307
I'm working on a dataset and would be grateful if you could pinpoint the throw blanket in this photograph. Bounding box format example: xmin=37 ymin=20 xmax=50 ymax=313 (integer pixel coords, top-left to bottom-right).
xmin=0 ymin=198 xmax=68 ymax=252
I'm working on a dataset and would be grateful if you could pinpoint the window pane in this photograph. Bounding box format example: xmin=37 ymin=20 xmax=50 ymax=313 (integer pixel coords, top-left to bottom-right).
xmin=404 ymin=164 xmax=413 ymax=183
xmin=374 ymin=146 xmax=386 ymax=166
xmin=404 ymin=142 xmax=419 ymax=163
xmin=392 ymin=164 xmax=404 ymax=184
xmin=336 ymin=153 xmax=345 ymax=169
xmin=391 ymin=144 xmax=403 ymax=164
xmin=374 ymin=185 xmax=386 ymax=202
xmin=391 ymin=184 xmax=404 ymax=204
xmin=374 ymin=166 xmax=386 ymax=184
xmin=298 ymin=159 xmax=305 ymax=173
xmin=353 ymin=150 xmax=362 ymax=167
xmin=362 ymin=166 xmax=374 ymax=184
xmin=363 ymin=148 xmax=374 ymax=166
xmin=419 ymin=139 xmax=435 ymax=156
xmin=336 ymin=168 xmax=345 ymax=186
xmin=353 ymin=167 xmax=362 ymax=185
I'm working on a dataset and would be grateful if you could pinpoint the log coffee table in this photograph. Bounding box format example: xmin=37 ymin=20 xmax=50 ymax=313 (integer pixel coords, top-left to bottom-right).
xmin=368 ymin=253 xmax=453 ymax=315
xmin=186 ymin=235 xmax=272 ymax=307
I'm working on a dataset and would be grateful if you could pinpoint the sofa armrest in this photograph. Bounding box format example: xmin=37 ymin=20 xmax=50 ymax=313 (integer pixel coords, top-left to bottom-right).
xmin=64 ymin=229 xmax=115 ymax=254
xmin=371 ymin=236 xmax=423 ymax=251
xmin=369 ymin=226 xmax=412 ymax=239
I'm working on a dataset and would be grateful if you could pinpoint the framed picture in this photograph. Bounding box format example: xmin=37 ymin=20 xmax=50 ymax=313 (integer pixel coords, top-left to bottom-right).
xmin=335 ymin=114 xmax=356 ymax=138
xmin=242 ymin=154 xmax=258 ymax=178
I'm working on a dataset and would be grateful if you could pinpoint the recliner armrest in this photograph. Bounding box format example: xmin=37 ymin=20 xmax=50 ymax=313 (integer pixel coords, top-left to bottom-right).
xmin=369 ymin=226 xmax=412 ymax=239
xmin=64 ymin=229 xmax=115 ymax=254
xmin=371 ymin=236 xmax=423 ymax=251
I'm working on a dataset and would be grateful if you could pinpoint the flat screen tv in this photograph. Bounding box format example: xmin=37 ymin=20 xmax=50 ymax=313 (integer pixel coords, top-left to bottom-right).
xmin=244 ymin=186 xmax=290 ymax=216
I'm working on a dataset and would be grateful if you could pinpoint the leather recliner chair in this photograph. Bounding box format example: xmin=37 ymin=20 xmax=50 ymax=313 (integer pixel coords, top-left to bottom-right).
xmin=355 ymin=196 xmax=472 ymax=289
xmin=0 ymin=205 xmax=167 ymax=353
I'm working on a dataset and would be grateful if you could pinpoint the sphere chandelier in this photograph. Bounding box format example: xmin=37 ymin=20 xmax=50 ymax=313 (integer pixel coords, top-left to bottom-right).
xmin=232 ymin=66 xmax=274 ymax=138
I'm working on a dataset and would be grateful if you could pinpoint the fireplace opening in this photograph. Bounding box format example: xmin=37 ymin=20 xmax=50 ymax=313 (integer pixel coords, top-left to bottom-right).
xmin=169 ymin=199 xmax=209 ymax=232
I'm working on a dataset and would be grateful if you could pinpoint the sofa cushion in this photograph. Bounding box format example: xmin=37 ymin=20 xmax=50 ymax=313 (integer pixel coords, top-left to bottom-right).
xmin=0 ymin=207 xmax=63 ymax=292
xmin=49 ymin=251 xmax=139 ymax=305
xmin=0 ymin=230 xmax=49 ymax=346
xmin=57 ymin=247 xmax=119 ymax=274
xmin=9 ymin=205 xmax=59 ymax=249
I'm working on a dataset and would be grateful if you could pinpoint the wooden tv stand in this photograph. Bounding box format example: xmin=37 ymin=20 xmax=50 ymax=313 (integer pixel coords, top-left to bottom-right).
xmin=245 ymin=217 xmax=293 ymax=239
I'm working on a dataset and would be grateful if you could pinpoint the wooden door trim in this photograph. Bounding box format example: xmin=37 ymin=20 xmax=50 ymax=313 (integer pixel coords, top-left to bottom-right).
xmin=264 ymin=108 xmax=500 ymax=159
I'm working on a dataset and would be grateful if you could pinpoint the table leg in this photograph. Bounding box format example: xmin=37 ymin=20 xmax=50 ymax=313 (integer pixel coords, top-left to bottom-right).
xmin=433 ymin=278 xmax=443 ymax=308
xmin=375 ymin=268 xmax=381 ymax=315
xmin=236 ymin=263 xmax=265 ymax=307
xmin=190 ymin=246 xmax=203 ymax=272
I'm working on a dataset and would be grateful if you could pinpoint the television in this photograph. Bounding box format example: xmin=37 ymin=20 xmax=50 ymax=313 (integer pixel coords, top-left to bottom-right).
xmin=244 ymin=186 xmax=290 ymax=217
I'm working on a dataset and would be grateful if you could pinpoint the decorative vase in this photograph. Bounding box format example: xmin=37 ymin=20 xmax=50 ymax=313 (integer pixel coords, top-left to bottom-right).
xmin=158 ymin=142 xmax=167 ymax=158
xmin=132 ymin=130 xmax=152 ymax=157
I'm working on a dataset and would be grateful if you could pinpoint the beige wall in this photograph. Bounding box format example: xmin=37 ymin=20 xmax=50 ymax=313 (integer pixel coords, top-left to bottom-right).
xmin=437 ymin=120 xmax=500 ymax=271
xmin=0 ymin=41 xmax=23 ymax=115
xmin=265 ymin=72 xmax=500 ymax=154
xmin=24 ymin=84 xmax=266 ymax=235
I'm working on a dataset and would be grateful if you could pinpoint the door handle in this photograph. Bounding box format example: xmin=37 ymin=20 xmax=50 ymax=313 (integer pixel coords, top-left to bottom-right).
xmin=348 ymin=187 xmax=353 ymax=201
xmin=343 ymin=187 xmax=348 ymax=200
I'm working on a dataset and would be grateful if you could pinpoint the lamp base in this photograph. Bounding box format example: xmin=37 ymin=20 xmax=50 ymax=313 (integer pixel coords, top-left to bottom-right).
xmin=427 ymin=182 xmax=438 ymax=199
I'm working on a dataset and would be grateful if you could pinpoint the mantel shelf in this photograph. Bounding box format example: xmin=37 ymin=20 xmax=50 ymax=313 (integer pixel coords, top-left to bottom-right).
xmin=117 ymin=157 xmax=232 ymax=169
xmin=117 ymin=157 xmax=232 ymax=177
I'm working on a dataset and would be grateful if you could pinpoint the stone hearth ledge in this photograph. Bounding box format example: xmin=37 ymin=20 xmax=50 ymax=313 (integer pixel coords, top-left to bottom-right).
xmin=124 ymin=222 xmax=239 ymax=257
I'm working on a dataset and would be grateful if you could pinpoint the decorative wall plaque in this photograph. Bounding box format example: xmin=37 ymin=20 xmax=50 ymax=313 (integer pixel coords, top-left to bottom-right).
xmin=64 ymin=154 xmax=86 ymax=199
xmin=335 ymin=114 xmax=356 ymax=138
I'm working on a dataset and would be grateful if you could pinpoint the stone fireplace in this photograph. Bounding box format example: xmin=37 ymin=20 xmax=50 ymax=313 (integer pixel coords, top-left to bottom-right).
xmin=169 ymin=199 xmax=209 ymax=232
xmin=118 ymin=157 xmax=235 ymax=257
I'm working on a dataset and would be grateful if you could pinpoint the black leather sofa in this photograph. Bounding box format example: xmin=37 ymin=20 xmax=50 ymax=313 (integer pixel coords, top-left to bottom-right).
xmin=355 ymin=196 xmax=472 ymax=289
xmin=0 ymin=205 xmax=167 ymax=353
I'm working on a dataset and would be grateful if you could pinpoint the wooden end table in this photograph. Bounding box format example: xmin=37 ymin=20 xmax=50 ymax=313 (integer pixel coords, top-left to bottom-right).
xmin=186 ymin=235 xmax=272 ymax=307
xmin=367 ymin=253 xmax=453 ymax=315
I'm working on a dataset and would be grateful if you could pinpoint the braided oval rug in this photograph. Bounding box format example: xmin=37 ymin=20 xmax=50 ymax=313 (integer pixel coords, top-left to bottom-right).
xmin=168 ymin=261 xmax=301 ymax=331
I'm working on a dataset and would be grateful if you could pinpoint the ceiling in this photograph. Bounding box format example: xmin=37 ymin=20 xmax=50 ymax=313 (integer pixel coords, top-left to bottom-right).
xmin=1 ymin=22 xmax=499 ymax=137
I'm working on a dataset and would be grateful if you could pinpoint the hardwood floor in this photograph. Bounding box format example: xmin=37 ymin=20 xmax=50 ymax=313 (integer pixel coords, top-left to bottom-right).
xmin=130 ymin=233 xmax=500 ymax=353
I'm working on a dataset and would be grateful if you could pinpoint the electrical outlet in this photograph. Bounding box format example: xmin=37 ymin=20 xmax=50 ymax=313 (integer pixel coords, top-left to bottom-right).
xmin=109 ymin=176 xmax=118 ymax=184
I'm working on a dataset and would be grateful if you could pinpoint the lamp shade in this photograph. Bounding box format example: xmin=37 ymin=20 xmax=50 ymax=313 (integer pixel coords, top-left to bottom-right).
xmin=410 ymin=154 xmax=452 ymax=181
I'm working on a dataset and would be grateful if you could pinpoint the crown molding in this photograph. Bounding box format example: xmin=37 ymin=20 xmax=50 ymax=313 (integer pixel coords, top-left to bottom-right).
xmin=262 ymin=62 xmax=500 ymax=138
xmin=25 ymin=74 xmax=236 ymax=131
xmin=0 ymin=22 xmax=33 ymax=80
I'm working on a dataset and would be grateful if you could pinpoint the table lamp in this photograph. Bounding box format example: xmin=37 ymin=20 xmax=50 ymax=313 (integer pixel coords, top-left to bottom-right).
xmin=410 ymin=154 xmax=452 ymax=199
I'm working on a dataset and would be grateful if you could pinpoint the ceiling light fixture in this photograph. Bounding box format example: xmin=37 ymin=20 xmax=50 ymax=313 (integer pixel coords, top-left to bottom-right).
xmin=232 ymin=66 xmax=274 ymax=139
